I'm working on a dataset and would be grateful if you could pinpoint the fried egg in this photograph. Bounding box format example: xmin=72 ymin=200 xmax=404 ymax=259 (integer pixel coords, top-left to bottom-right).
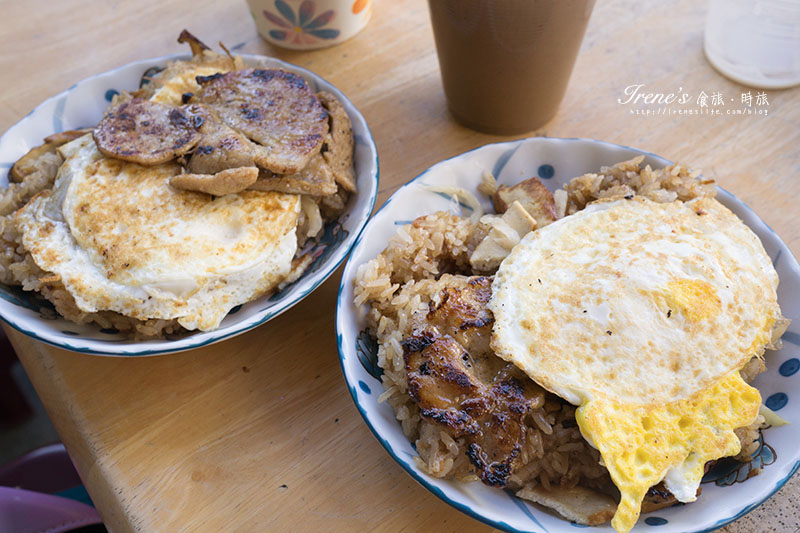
xmin=489 ymin=196 xmax=782 ymax=532
xmin=15 ymin=134 xmax=300 ymax=331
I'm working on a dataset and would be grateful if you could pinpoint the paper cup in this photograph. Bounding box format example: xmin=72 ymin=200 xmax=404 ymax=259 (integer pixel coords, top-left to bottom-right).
xmin=428 ymin=0 xmax=596 ymax=134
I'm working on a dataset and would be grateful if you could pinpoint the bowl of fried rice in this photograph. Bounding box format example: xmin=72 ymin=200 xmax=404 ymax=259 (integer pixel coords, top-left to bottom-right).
xmin=0 ymin=48 xmax=379 ymax=356
xmin=336 ymin=137 xmax=800 ymax=532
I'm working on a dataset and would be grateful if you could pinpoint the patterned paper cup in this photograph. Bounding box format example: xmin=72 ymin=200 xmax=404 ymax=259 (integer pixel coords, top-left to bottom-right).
xmin=248 ymin=0 xmax=372 ymax=50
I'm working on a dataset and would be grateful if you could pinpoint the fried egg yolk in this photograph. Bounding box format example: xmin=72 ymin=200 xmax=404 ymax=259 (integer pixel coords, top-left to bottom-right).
xmin=576 ymin=371 xmax=760 ymax=532
xmin=662 ymin=279 xmax=722 ymax=322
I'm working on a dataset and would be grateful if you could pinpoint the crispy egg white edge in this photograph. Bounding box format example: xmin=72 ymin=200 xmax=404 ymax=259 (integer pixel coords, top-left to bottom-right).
xmin=488 ymin=196 xmax=781 ymax=406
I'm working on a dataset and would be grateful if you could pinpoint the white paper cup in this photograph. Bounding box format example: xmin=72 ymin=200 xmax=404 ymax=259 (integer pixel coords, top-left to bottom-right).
xmin=705 ymin=0 xmax=800 ymax=89
xmin=247 ymin=0 xmax=372 ymax=50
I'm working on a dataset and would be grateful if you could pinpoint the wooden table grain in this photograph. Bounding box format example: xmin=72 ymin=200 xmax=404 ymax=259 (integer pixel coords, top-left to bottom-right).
xmin=1 ymin=0 xmax=798 ymax=531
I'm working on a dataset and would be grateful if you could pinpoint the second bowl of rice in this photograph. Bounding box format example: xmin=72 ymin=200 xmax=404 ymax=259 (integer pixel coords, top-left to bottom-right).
xmin=336 ymin=137 xmax=800 ymax=533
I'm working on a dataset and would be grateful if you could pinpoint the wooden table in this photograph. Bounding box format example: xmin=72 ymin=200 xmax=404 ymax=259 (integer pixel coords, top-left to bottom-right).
xmin=2 ymin=0 xmax=798 ymax=531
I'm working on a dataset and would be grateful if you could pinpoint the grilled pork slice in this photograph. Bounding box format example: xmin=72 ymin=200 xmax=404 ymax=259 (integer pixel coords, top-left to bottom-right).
xmin=317 ymin=91 xmax=357 ymax=194
xmin=169 ymin=167 xmax=259 ymax=196
xmin=195 ymin=68 xmax=328 ymax=174
xmin=641 ymin=483 xmax=686 ymax=513
xmin=401 ymin=275 xmax=545 ymax=486
xmin=93 ymin=99 xmax=203 ymax=165
xmin=249 ymin=154 xmax=337 ymax=196
xmin=185 ymin=106 xmax=257 ymax=174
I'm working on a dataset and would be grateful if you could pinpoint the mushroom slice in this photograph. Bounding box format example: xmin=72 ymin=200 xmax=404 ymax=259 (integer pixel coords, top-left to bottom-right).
xmin=169 ymin=167 xmax=259 ymax=196
xmin=516 ymin=485 xmax=617 ymax=527
xmin=11 ymin=129 xmax=92 ymax=183
xmin=493 ymin=177 xmax=557 ymax=228
xmin=10 ymin=144 xmax=62 ymax=183
xmin=177 ymin=29 xmax=211 ymax=56
xmin=195 ymin=69 xmax=328 ymax=174
xmin=93 ymin=98 xmax=203 ymax=165
xmin=318 ymin=91 xmax=357 ymax=194
xmin=248 ymin=154 xmax=336 ymax=196
xmin=43 ymin=129 xmax=93 ymax=146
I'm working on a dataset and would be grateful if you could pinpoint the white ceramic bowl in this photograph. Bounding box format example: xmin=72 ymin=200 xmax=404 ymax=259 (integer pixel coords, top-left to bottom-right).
xmin=0 ymin=53 xmax=379 ymax=356
xmin=336 ymin=137 xmax=800 ymax=532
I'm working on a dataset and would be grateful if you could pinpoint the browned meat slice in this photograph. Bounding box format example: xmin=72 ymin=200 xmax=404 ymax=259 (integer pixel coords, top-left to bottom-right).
xmin=640 ymin=483 xmax=692 ymax=513
xmin=93 ymin=98 xmax=203 ymax=165
xmin=463 ymin=371 xmax=545 ymax=487
xmin=401 ymin=275 xmax=552 ymax=486
xmin=425 ymin=275 xmax=495 ymax=361
xmin=195 ymin=69 xmax=328 ymax=174
xmin=404 ymin=334 xmax=479 ymax=431
xmin=169 ymin=167 xmax=259 ymax=196
xmin=404 ymin=333 xmax=542 ymax=486
xmin=402 ymin=276 xmax=543 ymax=487
xmin=493 ymin=177 xmax=557 ymax=228
xmin=184 ymin=105 xmax=256 ymax=174
xmin=248 ymin=153 xmax=336 ymax=196
xmin=318 ymin=91 xmax=356 ymax=193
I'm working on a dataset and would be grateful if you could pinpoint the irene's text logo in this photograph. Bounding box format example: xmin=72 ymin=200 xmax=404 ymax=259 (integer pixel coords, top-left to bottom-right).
xmin=618 ymin=84 xmax=769 ymax=116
